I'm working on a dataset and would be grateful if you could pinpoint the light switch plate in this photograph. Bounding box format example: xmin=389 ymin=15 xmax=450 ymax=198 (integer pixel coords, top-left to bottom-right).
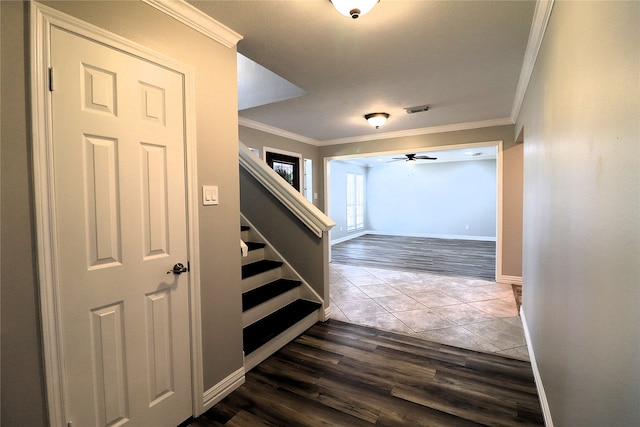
xmin=202 ymin=185 xmax=219 ymax=206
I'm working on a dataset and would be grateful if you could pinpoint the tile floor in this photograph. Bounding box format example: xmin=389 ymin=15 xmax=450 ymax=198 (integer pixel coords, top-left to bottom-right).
xmin=329 ymin=263 xmax=530 ymax=361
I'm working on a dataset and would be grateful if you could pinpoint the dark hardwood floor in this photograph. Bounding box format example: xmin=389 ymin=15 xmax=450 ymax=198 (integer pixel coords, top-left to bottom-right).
xmin=191 ymin=320 xmax=543 ymax=426
xmin=331 ymin=234 xmax=496 ymax=281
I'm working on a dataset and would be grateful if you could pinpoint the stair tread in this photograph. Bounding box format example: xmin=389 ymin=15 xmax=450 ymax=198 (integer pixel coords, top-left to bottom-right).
xmin=241 ymin=225 xmax=250 ymax=232
xmin=246 ymin=241 xmax=266 ymax=251
xmin=242 ymin=259 xmax=283 ymax=279
xmin=243 ymin=299 xmax=321 ymax=355
xmin=243 ymin=278 xmax=302 ymax=312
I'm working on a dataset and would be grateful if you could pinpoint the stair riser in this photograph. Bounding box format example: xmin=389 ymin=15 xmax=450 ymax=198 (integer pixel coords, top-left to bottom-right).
xmin=243 ymin=288 xmax=301 ymax=328
xmin=242 ymin=268 xmax=282 ymax=292
xmin=241 ymin=248 xmax=265 ymax=266
xmin=241 ymin=230 xmax=250 ymax=242
xmin=244 ymin=310 xmax=320 ymax=372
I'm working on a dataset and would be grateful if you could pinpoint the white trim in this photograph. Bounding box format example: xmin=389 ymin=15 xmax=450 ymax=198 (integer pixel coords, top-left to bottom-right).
xmin=183 ymin=45 xmax=205 ymax=419
xmin=511 ymin=0 xmax=555 ymax=121
xmin=31 ymin=4 xmax=67 ymax=426
xmin=31 ymin=4 xmax=203 ymax=425
xmin=202 ymin=367 xmax=245 ymax=412
xmin=331 ymin=230 xmax=496 ymax=245
xmin=142 ymin=0 xmax=242 ymax=48
xmin=521 ymin=308 xmax=554 ymax=427
xmin=240 ymin=116 xmax=513 ymax=147
xmin=240 ymin=214 xmax=325 ymax=306
xmin=330 ymin=230 xmax=369 ymax=245
xmin=497 ymin=275 xmax=522 ymax=285
xmin=495 ymin=141 xmax=504 ymax=284
xmin=323 ymin=305 xmax=333 ymax=322
xmin=322 ymin=118 xmax=513 ymax=146
xmin=239 ymin=117 xmax=319 ymax=146
xmin=362 ymin=231 xmax=497 ymax=242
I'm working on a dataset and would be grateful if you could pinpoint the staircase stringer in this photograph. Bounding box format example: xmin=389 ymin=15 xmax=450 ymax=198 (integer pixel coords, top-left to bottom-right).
xmin=241 ymin=214 xmax=325 ymax=306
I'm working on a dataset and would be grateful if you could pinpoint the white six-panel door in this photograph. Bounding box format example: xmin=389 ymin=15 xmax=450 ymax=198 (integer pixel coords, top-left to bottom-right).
xmin=50 ymin=26 xmax=192 ymax=426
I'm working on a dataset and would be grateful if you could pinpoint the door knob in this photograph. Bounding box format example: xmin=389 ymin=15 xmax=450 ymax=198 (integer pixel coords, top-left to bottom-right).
xmin=167 ymin=263 xmax=188 ymax=275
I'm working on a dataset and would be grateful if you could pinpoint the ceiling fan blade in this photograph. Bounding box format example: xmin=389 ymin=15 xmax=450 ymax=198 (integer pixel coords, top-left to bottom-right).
xmin=415 ymin=156 xmax=438 ymax=160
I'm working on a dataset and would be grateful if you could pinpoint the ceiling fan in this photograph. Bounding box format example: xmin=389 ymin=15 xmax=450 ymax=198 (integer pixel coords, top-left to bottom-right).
xmin=391 ymin=153 xmax=438 ymax=163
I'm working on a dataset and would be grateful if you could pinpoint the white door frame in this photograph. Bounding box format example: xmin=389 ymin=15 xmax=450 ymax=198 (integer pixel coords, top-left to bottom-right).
xmin=323 ymin=140 xmax=505 ymax=282
xmin=30 ymin=4 xmax=203 ymax=425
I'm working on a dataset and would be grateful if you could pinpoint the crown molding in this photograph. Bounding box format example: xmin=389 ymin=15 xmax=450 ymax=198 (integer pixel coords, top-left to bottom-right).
xmin=321 ymin=117 xmax=514 ymax=146
xmin=511 ymin=0 xmax=555 ymax=121
xmin=240 ymin=116 xmax=513 ymax=147
xmin=142 ymin=0 xmax=242 ymax=48
xmin=239 ymin=117 xmax=320 ymax=146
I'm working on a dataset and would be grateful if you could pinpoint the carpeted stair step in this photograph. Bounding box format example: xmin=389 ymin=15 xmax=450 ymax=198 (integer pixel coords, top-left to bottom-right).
xmin=242 ymin=259 xmax=283 ymax=279
xmin=242 ymin=278 xmax=302 ymax=312
xmin=246 ymin=241 xmax=266 ymax=252
xmin=241 ymin=225 xmax=250 ymax=232
xmin=243 ymin=299 xmax=321 ymax=355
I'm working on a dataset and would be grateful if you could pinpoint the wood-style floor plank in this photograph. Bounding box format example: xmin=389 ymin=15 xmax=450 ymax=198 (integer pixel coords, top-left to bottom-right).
xmin=331 ymin=234 xmax=496 ymax=280
xmin=191 ymin=320 xmax=543 ymax=426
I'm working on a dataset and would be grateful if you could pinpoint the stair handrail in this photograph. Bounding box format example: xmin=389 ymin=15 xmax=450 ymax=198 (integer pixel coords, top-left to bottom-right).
xmin=239 ymin=142 xmax=335 ymax=238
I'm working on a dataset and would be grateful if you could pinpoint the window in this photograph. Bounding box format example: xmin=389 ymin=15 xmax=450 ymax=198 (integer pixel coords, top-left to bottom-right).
xmin=266 ymin=150 xmax=300 ymax=190
xmin=303 ymin=158 xmax=313 ymax=203
xmin=346 ymin=173 xmax=364 ymax=231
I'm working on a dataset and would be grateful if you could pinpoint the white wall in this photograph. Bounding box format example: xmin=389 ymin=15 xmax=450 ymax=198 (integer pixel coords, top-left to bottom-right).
xmin=367 ymin=159 xmax=496 ymax=239
xmin=329 ymin=159 xmax=496 ymax=243
xmin=516 ymin=1 xmax=639 ymax=425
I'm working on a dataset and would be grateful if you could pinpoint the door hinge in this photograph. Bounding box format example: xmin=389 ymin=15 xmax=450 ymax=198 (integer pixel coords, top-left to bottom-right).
xmin=48 ymin=67 xmax=54 ymax=92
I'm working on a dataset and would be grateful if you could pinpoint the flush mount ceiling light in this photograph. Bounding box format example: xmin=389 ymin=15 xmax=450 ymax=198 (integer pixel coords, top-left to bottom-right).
xmin=365 ymin=112 xmax=389 ymax=129
xmin=330 ymin=0 xmax=379 ymax=19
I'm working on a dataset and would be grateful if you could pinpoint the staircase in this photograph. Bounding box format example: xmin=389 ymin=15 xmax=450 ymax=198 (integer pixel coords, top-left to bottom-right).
xmin=241 ymin=224 xmax=322 ymax=371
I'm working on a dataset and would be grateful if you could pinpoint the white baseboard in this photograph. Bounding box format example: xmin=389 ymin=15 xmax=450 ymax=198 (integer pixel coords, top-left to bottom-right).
xmin=330 ymin=230 xmax=368 ymax=245
xmin=202 ymin=367 xmax=245 ymax=412
xmin=520 ymin=307 xmax=554 ymax=427
xmin=331 ymin=230 xmax=497 ymax=246
xmin=497 ymin=274 xmax=522 ymax=285
xmin=323 ymin=305 xmax=332 ymax=321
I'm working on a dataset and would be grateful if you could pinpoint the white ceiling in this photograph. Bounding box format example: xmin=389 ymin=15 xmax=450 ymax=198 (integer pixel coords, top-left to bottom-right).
xmin=189 ymin=0 xmax=536 ymax=144
xmin=335 ymin=145 xmax=497 ymax=167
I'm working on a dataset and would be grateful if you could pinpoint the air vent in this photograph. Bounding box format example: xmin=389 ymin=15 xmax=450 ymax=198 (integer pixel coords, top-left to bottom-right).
xmin=404 ymin=104 xmax=430 ymax=114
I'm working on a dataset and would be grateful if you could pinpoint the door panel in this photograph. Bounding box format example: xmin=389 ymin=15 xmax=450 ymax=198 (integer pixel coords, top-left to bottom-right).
xmin=50 ymin=26 xmax=191 ymax=426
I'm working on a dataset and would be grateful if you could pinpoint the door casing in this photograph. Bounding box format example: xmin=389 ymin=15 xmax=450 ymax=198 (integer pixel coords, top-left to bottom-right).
xmin=30 ymin=4 xmax=203 ymax=425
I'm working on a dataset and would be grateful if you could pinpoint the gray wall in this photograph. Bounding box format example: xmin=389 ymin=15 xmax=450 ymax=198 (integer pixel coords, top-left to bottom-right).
xmin=320 ymin=125 xmax=523 ymax=278
xmin=328 ymin=160 xmax=369 ymax=241
xmin=367 ymin=159 xmax=496 ymax=238
xmin=1 ymin=2 xmax=243 ymax=424
xmin=516 ymin=1 xmax=639 ymax=425
xmin=239 ymin=126 xmax=322 ymax=207
xmin=240 ymin=167 xmax=326 ymax=295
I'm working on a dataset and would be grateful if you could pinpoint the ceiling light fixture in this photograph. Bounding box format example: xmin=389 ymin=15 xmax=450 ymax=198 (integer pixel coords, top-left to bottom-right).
xmin=365 ymin=112 xmax=389 ymax=129
xmin=330 ymin=0 xmax=379 ymax=19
